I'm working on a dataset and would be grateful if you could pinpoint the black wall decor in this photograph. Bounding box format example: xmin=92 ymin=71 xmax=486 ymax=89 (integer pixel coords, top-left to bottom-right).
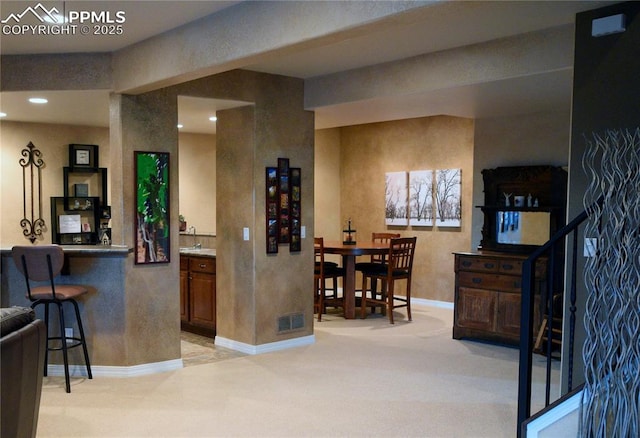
xmin=266 ymin=158 xmax=301 ymax=254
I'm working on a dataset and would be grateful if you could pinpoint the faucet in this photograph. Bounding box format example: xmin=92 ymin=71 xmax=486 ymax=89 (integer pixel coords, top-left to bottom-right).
xmin=187 ymin=226 xmax=201 ymax=249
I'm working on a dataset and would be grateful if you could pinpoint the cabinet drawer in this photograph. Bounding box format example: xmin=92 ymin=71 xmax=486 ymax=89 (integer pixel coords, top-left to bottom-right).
xmin=458 ymin=271 xmax=521 ymax=292
xmin=499 ymin=260 xmax=522 ymax=274
xmin=457 ymin=256 xmax=499 ymax=273
xmin=189 ymin=257 xmax=216 ymax=274
xmin=180 ymin=256 xmax=189 ymax=271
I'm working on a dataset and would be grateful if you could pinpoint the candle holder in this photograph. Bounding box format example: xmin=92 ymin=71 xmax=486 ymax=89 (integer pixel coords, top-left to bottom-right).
xmin=343 ymin=218 xmax=356 ymax=245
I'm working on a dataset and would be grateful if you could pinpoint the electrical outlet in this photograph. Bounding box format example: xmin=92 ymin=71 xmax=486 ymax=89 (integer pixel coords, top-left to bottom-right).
xmin=584 ymin=238 xmax=597 ymax=257
xmin=243 ymin=227 xmax=250 ymax=241
xmin=301 ymin=226 xmax=306 ymax=238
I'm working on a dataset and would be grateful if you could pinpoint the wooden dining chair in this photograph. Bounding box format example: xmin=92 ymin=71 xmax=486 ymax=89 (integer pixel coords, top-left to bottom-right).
xmin=355 ymin=232 xmax=400 ymax=313
xmin=314 ymin=237 xmax=345 ymax=321
xmin=359 ymin=237 xmax=417 ymax=324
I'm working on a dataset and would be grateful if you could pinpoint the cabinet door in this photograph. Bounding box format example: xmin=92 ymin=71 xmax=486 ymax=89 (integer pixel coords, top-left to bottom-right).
xmin=180 ymin=269 xmax=189 ymax=323
xmin=497 ymin=293 xmax=521 ymax=338
xmin=189 ymin=271 xmax=216 ymax=329
xmin=456 ymin=287 xmax=496 ymax=332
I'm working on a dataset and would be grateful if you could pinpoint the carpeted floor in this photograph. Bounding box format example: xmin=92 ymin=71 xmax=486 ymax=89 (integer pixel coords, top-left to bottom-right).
xmin=36 ymin=304 xmax=559 ymax=437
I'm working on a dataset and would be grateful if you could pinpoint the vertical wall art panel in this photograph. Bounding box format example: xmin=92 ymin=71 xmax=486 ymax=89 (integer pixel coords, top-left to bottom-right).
xmin=265 ymin=158 xmax=301 ymax=254
xmin=435 ymin=168 xmax=462 ymax=227
xmin=278 ymin=158 xmax=290 ymax=244
xmin=135 ymin=151 xmax=170 ymax=264
xmin=289 ymin=167 xmax=301 ymax=252
xmin=266 ymin=167 xmax=278 ymax=254
xmin=385 ymin=171 xmax=408 ymax=226
xmin=409 ymin=169 xmax=434 ymax=226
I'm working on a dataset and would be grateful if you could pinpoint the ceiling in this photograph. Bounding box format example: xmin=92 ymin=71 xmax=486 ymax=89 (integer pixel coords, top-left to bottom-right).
xmin=0 ymin=1 xmax=612 ymax=134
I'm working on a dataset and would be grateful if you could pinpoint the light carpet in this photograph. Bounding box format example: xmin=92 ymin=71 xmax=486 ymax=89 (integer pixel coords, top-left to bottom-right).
xmin=36 ymin=305 xmax=558 ymax=437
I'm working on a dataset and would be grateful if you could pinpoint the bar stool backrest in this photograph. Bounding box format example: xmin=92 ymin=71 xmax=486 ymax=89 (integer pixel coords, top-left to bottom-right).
xmin=12 ymin=245 xmax=64 ymax=299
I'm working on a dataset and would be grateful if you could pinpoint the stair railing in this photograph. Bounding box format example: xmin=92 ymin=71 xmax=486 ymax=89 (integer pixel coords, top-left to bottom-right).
xmin=516 ymin=197 xmax=602 ymax=437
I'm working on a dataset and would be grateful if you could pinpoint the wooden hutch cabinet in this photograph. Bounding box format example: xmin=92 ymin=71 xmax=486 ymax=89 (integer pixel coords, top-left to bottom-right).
xmin=453 ymin=166 xmax=567 ymax=346
xmin=453 ymin=251 xmax=546 ymax=345
xmin=180 ymin=255 xmax=216 ymax=337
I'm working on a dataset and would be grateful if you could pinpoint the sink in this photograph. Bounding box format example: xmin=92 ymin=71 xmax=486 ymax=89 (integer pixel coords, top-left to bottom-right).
xmin=180 ymin=246 xmax=201 ymax=251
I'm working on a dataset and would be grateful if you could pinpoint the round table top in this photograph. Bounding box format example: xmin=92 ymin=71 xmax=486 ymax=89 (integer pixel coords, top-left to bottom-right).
xmin=322 ymin=240 xmax=390 ymax=256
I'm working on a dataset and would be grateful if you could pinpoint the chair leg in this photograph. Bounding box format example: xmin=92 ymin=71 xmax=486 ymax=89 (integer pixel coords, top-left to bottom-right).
xmin=406 ymin=281 xmax=412 ymax=321
xmin=57 ymin=302 xmax=71 ymax=393
xmin=42 ymin=302 xmax=50 ymax=376
xmin=71 ymin=299 xmax=92 ymax=379
xmin=360 ymin=275 xmax=368 ymax=319
xmin=318 ymin=278 xmax=324 ymax=322
xmin=387 ymin=280 xmax=395 ymax=324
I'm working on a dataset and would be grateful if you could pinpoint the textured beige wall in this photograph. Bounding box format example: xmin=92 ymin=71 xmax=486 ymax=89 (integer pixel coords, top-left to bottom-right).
xmin=0 ymin=121 xmax=110 ymax=246
xmin=173 ymin=71 xmax=315 ymax=346
xmin=314 ymin=128 xmax=342 ymax=241
xmin=178 ymin=132 xmax=216 ymax=235
xmin=111 ymin=90 xmax=182 ymax=365
xmin=338 ymin=116 xmax=475 ymax=303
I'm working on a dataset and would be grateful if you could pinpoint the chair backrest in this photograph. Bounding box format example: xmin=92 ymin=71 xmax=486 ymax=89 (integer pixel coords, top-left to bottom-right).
xmin=12 ymin=246 xmax=64 ymax=299
xmin=371 ymin=232 xmax=401 ymax=263
xmin=388 ymin=237 xmax=417 ymax=274
xmin=314 ymin=237 xmax=324 ymax=278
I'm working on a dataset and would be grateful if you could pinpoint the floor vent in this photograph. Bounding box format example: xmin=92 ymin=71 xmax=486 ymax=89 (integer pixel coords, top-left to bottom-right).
xmin=277 ymin=313 xmax=305 ymax=333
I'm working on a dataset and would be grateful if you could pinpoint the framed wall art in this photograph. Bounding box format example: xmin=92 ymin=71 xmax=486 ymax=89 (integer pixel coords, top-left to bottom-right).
xmin=289 ymin=167 xmax=301 ymax=252
xmin=265 ymin=158 xmax=301 ymax=254
xmin=69 ymin=144 xmax=99 ymax=169
xmin=409 ymin=170 xmax=434 ymax=226
xmin=435 ymin=168 xmax=462 ymax=227
xmin=385 ymin=171 xmax=408 ymax=226
xmin=278 ymin=158 xmax=290 ymax=244
xmin=266 ymin=167 xmax=279 ymax=254
xmin=135 ymin=151 xmax=170 ymax=264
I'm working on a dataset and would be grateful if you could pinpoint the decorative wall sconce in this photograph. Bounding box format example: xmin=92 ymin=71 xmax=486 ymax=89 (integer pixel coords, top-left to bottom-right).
xmin=20 ymin=142 xmax=46 ymax=243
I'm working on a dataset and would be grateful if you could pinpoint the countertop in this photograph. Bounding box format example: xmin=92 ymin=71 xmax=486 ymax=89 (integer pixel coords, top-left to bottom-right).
xmin=0 ymin=245 xmax=132 ymax=257
xmin=179 ymin=248 xmax=216 ymax=258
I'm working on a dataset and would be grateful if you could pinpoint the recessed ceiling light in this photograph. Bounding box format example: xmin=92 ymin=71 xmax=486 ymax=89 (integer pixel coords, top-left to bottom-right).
xmin=29 ymin=97 xmax=48 ymax=104
xmin=177 ymin=124 xmax=184 ymax=129
xmin=209 ymin=116 xmax=217 ymax=122
xmin=0 ymin=112 xmax=6 ymax=118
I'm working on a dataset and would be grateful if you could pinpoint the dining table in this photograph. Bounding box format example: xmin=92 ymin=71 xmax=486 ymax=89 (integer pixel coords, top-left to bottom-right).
xmin=322 ymin=240 xmax=390 ymax=319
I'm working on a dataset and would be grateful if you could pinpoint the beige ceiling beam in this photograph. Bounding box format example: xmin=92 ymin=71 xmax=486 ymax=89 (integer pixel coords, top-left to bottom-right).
xmin=1 ymin=53 xmax=111 ymax=92
xmin=111 ymin=1 xmax=434 ymax=94
xmin=304 ymin=25 xmax=574 ymax=110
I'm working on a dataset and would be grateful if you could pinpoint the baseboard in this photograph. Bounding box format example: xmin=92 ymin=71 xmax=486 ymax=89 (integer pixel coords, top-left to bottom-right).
xmin=412 ymin=298 xmax=454 ymax=309
xmin=523 ymin=387 xmax=582 ymax=437
xmin=215 ymin=334 xmax=315 ymax=355
xmin=46 ymin=358 xmax=184 ymax=378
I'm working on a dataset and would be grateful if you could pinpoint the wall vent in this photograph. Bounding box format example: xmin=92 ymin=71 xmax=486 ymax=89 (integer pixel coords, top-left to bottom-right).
xmin=277 ymin=312 xmax=305 ymax=333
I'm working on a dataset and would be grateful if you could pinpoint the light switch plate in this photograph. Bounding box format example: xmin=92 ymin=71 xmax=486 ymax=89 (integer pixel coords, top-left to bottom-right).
xmin=584 ymin=238 xmax=597 ymax=257
xmin=243 ymin=227 xmax=250 ymax=241
xmin=301 ymin=226 xmax=306 ymax=238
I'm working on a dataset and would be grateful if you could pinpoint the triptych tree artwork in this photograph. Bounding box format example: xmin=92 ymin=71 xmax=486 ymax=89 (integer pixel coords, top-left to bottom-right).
xmin=385 ymin=169 xmax=461 ymax=227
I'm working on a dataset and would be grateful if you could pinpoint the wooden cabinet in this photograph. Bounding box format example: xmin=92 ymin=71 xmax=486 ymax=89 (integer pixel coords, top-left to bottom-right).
xmin=180 ymin=255 xmax=216 ymax=337
xmin=453 ymin=252 xmax=545 ymax=346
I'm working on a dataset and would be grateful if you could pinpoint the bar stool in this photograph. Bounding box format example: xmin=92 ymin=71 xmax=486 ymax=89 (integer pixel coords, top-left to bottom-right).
xmin=12 ymin=245 xmax=93 ymax=393
xmin=314 ymin=237 xmax=345 ymax=321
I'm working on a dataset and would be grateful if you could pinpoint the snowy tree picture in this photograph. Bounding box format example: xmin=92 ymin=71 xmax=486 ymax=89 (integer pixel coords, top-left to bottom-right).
xmin=385 ymin=171 xmax=408 ymax=225
xmin=435 ymin=169 xmax=461 ymax=227
xmin=409 ymin=170 xmax=434 ymax=226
